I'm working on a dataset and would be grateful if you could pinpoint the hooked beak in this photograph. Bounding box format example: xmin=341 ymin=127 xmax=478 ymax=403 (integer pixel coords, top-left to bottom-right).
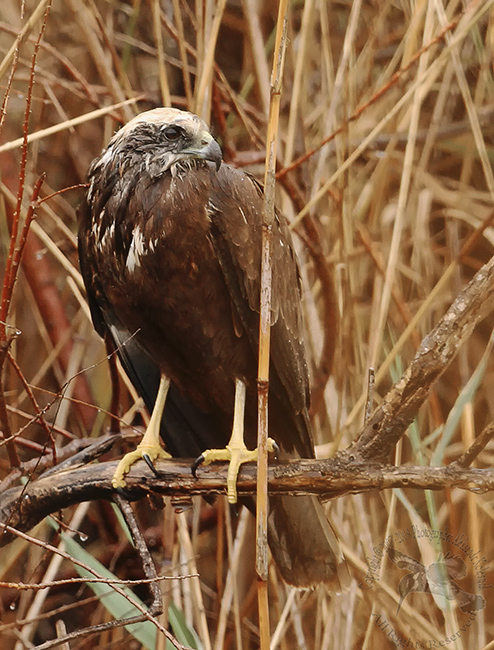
xmin=184 ymin=131 xmax=223 ymax=170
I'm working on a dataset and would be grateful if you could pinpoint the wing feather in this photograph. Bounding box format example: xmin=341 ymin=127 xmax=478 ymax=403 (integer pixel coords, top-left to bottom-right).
xmin=208 ymin=165 xmax=312 ymax=453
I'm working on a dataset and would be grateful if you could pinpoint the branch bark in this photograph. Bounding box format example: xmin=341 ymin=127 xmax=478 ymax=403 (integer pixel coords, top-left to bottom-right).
xmin=0 ymin=456 xmax=492 ymax=547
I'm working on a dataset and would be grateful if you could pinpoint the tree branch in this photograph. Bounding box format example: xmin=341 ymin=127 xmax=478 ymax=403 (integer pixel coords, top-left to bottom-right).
xmin=350 ymin=252 xmax=494 ymax=461
xmin=1 ymin=455 xmax=493 ymax=548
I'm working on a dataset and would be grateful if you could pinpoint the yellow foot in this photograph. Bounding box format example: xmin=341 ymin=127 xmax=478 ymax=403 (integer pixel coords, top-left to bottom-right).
xmin=112 ymin=443 xmax=171 ymax=489
xmin=192 ymin=438 xmax=277 ymax=504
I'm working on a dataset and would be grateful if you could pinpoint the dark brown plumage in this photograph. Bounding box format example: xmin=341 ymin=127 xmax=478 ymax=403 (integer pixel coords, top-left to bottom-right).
xmin=78 ymin=108 xmax=346 ymax=587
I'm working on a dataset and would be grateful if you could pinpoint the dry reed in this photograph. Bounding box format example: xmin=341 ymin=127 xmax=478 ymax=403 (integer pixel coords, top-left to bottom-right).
xmin=1 ymin=1 xmax=494 ymax=649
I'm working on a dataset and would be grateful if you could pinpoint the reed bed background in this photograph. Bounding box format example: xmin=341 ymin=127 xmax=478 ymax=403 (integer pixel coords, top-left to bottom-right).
xmin=1 ymin=0 xmax=494 ymax=648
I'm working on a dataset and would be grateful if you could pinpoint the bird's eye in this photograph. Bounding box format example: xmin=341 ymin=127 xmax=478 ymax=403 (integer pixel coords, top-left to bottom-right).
xmin=163 ymin=126 xmax=182 ymax=141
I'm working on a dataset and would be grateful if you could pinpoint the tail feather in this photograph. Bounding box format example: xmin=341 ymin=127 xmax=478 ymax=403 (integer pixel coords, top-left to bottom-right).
xmin=268 ymin=495 xmax=349 ymax=589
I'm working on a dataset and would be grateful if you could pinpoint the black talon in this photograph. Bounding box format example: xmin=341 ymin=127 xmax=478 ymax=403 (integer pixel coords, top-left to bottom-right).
xmin=272 ymin=441 xmax=280 ymax=459
xmin=115 ymin=486 xmax=132 ymax=498
xmin=143 ymin=453 xmax=161 ymax=478
xmin=191 ymin=454 xmax=205 ymax=478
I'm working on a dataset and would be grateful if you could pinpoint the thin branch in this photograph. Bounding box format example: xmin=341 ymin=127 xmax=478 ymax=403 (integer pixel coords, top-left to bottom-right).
xmin=0 ymin=507 xmax=186 ymax=650
xmin=0 ymin=0 xmax=51 ymax=470
xmin=7 ymin=350 xmax=57 ymax=461
xmin=0 ymin=174 xmax=45 ymax=467
xmin=352 ymin=251 xmax=494 ymax=461
xmin=453 ymin=423 xmax=494 ymax=468
xmin=0 ymin=574 xmax=193 ymax=591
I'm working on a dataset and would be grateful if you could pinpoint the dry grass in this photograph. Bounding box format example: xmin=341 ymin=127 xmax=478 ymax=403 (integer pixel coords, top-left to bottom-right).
xmin=1 ymin=0 xmax=494 ymax=648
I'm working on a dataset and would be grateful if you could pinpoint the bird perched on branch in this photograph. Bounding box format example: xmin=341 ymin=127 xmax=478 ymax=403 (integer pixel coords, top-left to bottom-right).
xmin=78 ymin=107 xmax=346 ymax=587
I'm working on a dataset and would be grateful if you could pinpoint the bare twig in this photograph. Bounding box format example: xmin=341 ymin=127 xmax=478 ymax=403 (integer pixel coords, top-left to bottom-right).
xmin=20 ymin=230 xmax=96 ymax=431
xmin=1 ymin=485 xmax=189 ymax=650
xmin=152 ymin=0 xmax=171 ymax=106
xmin=453 ymin=423 xmax=494 ymax=468
xmin=0 ymin=0 xmax=52 ymax=471
xmin=364 ymin=368 xmax=375 ymax=425
xmin=352 ymin=252 xmax=494 ymax=461
xmin=7 ymin=350 xmax=57 ymax=461
xmin=0 ymin=97 xmax=144 ymax=154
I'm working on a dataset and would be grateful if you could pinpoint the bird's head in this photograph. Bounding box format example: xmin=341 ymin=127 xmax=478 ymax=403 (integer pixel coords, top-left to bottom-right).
xmin=93 ymin=108 xmax=223 ymax=177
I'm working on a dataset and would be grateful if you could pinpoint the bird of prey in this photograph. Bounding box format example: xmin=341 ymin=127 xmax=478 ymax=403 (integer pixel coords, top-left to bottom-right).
xmin=78 ymin=107 xmax=346 ymax=587
xmin=385 ymin=545 xmax=485 ymax=614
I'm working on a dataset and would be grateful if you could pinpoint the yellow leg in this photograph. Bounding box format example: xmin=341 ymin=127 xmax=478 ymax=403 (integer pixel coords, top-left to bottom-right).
xmin=194 ymin=378 xmax=277 ymax=503
xmin=112 ymin=374 xmax=171 ymax=489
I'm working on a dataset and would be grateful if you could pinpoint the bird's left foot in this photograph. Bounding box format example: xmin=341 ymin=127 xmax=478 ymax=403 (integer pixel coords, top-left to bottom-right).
xmin=192 ymin=438 xmax=278 ymax=504
xmin=112 ymin=443 xmax=171 ymax=489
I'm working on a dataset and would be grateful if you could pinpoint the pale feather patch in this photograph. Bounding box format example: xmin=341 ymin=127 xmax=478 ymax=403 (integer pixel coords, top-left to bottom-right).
xmin=99 ymin=220 xmax=114 ymax=251
xmin=148 ymin=236 xmax=159 ymax=253
xmin=87 ymin=177 xmax=96 ymax=202
xmin=126 ymin=226 xmax=146 ymax=273
xmin=91 ymin=217 xmax=101 ymax=241
xmin=115 ymin=108 xmax=207 ymax=143
xmin=238 ymin=207 xmax=248 ymax=225
xmin=206 ymin=200 xmax=221 ymax=224
xmin=96 ymin=146 xmax=114 ymax=172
